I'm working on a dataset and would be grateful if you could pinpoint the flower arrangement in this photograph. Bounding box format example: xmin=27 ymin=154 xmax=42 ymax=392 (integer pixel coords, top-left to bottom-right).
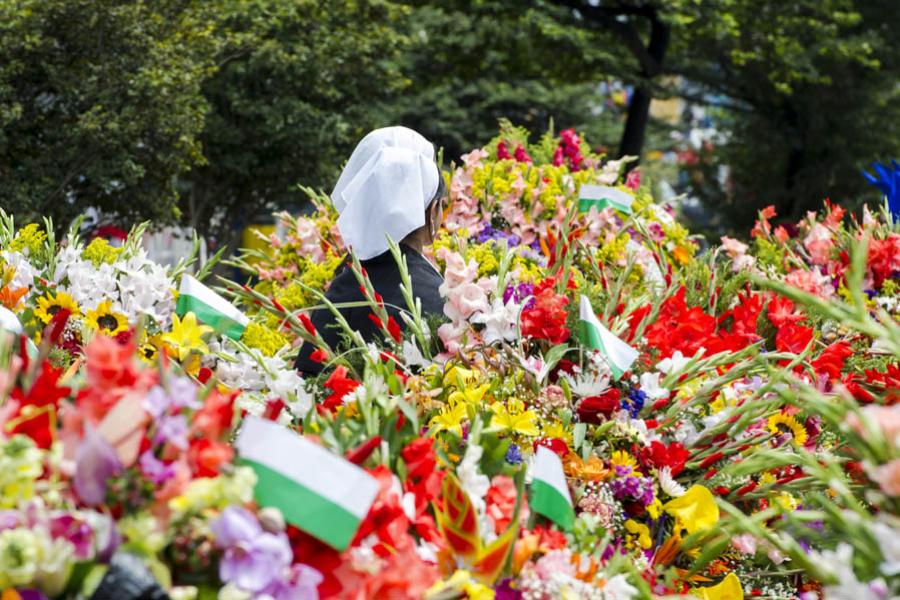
xmin=0 ymin=127 xmax=898 ymax=600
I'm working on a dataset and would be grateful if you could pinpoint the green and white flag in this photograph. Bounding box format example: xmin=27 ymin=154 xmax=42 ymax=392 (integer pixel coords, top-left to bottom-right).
xmin=235 ymin=416 xmax=379 ymax=551
xmin=176 ymin=275 xmax=249 ymax=340
xmin=530 ymin=446 xmax=574 ymax=530
xmin=578 ymin=184 xmax=634 ymax=215
xmin=579 ymin=295 xmax=638 ymax=380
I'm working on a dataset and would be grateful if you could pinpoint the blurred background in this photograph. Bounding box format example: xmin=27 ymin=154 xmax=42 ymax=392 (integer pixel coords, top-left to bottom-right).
xmin=2 ymin=0 xmax=899 ymax=258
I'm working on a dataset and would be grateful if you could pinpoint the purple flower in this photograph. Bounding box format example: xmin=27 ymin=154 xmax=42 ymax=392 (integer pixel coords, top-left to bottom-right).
xmin=139 ymin=450 xmax=176 ymax=485
xmin=142 ymin=377 xmax=200 ymax=419
xmin=262 ymin=563 xmax=323 ymax=600
xmin=494 ymin=578 xmax=523 ymax=600
xmin=154 ymin=414 xmax=189 ymax=450
xmin=0 ymin=511 xmax=21 ymax=531
xmin=211 ymin=506 xmax=293 ymax=593
xmin=503 ymin=282 xmax=535 ymax=310
xmin=74 ymin=426 xmax=123 ymax=506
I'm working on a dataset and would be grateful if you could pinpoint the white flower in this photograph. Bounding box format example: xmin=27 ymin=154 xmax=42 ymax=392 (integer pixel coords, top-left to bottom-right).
xmin=871 ymin=517 xmax=900 ymax=576
xmin=639 ymin=372 xmax=669 ymax=401
xmin=470 ymin=297 xmax=519 ymax=345
xmin=457 ymin=443 xmax=490 ymax=516
xmin=401 ymin=340 xmax=428 ymax=367
xmin=1 ymin=251 xmax=38 ymax=293
xmin=815 ymin=543 xmax=888 ymax=600
xmin=600 ymin=574 xmax=638 ymax=600
xmin=564 ymin=370 xmax=611 ymax=398
xmin=658 ymin=466 xmax=686 ymax=498
xmin=51 ymin=246 xmax=80 ymax=284
xmin=655 ymin=350 xmax=695 ymax=375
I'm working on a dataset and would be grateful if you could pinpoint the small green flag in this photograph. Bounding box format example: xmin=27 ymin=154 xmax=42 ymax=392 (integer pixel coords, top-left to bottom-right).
xmin=176 ymin=275 xmax=249 ymax=340
xmin=579 ymin=295 xmax=638 ymax=380
xmin=530 ymin=446 xmax=574 ymax=530
xmin=578 ymin=184 xmax=634 ymax=215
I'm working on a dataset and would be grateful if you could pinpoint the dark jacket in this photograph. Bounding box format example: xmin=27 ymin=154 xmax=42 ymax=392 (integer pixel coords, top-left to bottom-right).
xmin=295 ymin=245 xmax=444 ymax=375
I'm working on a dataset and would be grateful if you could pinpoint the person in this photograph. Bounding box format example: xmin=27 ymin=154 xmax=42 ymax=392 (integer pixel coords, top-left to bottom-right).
xmin=295 ymin=126 xmax=446 ymax=375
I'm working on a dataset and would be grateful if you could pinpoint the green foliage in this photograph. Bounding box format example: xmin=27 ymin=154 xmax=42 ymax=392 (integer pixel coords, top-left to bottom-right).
xmin=0 ymin=0 xmax=217 ymax=228
xmin=185 ymin=0 xmax=410 ymax=239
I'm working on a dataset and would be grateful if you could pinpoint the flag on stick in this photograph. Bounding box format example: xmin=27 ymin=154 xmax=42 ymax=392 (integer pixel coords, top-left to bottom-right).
xmin=176 ymin=275 xmax=249 ymax=340
xmin=235 ymin=416 xmax=379 ymax=551
xmin=578 ymin=184 xmax=634 ymax=215
xmin=530 ymin=446 xmax=574 ymax=530
xmin=578 ymin=295 xmax=638 ymax=380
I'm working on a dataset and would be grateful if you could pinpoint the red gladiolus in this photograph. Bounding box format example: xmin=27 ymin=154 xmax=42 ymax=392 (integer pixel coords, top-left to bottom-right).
xmin=346 ymin=435 xmax=383 ymax=465
xmin=520 ymin=287 xmax=570 ymax=344
xmin=263 ymin=398 xmax=286 ymax=421
xmin=868 ymin=234 xmax=900 ymax=289
xmin=775 ymin=324 xmax=814 ymax=354
xmin=497 ymin=140 xmax=511 ymax=160
xmin=812 ymin=342 xmax=853 ymax=381
xmin=386 ymin=316 xmax=402 ymax=343
xmin=187 ymin=438 xmax=234 ymax=477
xmin=767 ymin=295 xmax=804 ymax=328
xmin=298 ymin=313 xmax=317 ymax=336
xmin=513 ymin=143 xmax=532 ymax=163
xmin=699 ymin=451 xmax=725 ymax=469
xmin=322 ymin=366 xmax=359 ymax=413
xmin=8 ymin=361 xmax=71 ymax=449
xmin=192 ymin=389 xmax=236 ymax=440
xmin=309 ymin=348 xmax=329 ymax=364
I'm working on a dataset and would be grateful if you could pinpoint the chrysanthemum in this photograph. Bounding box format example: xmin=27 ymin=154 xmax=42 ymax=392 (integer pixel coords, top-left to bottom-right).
xmin=34 ymin=291 xmax=80 ymax=324
xmin=767 ymin=413 xmax=809 ymax=446
xmin=85 ymin=299 xmax=129 ymax=336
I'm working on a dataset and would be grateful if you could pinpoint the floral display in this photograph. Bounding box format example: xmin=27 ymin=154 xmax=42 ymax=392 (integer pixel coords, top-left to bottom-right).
xmin=0 ymin=125 xmax=898 ymax=599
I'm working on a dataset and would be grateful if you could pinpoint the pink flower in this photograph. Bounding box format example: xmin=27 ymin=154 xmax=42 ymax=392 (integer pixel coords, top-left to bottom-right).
xmin=437 ymin=321 xmax=467 ymax=356
xmin=462 ymin=148 xmax=489 ymax=168
xmin=732 ymin=533 xmax=758 ymax=555
xmin=625 ymin=169 xmax=641 ymax=190
xmin=872 ymin=459 xmax=900 ymax=496
xmin=534 ymin=550 xmax=576 ymax=580
xmin=847 ymin=405 xmax=900 ymax=447
xmin=443 ymin=282 xmax=489 ymax=323
xmin=785 ymin=269 xmax=834 ymax=299
xmin=803 ymin=223 xmax=833 ymax=266
xmin=438 ymin=249 xmax=478 ymax=289
xmin=721 ymin=236 xmax=749 ymax=258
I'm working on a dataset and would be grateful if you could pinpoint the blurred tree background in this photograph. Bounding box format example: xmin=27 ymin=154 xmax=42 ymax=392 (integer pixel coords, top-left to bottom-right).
xmin=1 ymin=0 xmax=899 ymax=241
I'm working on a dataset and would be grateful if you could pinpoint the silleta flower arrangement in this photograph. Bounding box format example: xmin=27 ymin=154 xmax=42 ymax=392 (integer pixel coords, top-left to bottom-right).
xmin=0 ymin=126 xmax=897 ymax=600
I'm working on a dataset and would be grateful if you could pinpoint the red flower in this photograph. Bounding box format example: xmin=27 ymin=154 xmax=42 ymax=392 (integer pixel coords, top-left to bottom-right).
xmin=309 ymin=348 xmax=329 ymax=364
xmin=640 ymin=441 xmax=689 ymax=476
xmin=513 ymin=143 xmax=532 ymax=163
xmin=298 ymin=313 xmax=317 ymax=336
xmin=485 ymin=475 xmax=528 ymax=534
xmin=497 ymin=140 xmax=511 ymax=160
xmin=187 ymin=438 xmax=233 ymax=477
xmin=353 ymin=465 xmax=411 ymax=557
xmin=812 ymin=342 xmax=853 ymax=381
xmin=386 ymin=316 xmax=402 ymax=343
xmin=775 ymin=324 xmax=814 ymax=354
xmin=520 ymin=287 xmax=570 ymax=344
xmin=192 ymin=389 xmax=236 ymax=440
xmin=576 ymin=389 xmax=621 ymax=424
xmin=533 ymin=437 xmax=569 ymax=457
xmin=868 ymin=234 xmax=900 ymax=289
xmin=8 ymin=361 xmax=72 ymax=449
xmin=401 ymin=437 xmax=438 ymax=480
xmin=322 ymin=366 xmax=359 ymax=413
xmin=644 ymin=288 xmax=717 ymax=358
xmin=767 ymin=295 xmax=804 ymax=328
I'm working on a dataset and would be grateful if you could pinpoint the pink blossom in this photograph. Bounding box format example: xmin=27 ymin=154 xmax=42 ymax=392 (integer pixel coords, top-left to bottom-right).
xmin=437 ymin=321 xmax=467 ymax=355
xmin=534 ymin=550 xmax=576 ymax=580
xmin=872 ymin=459 xmax=900 ymax=496
xmin=438 ymin=249 xmax=478 ymax=289
xmin=847 ymin=405 xmax=900 ymax=447
xmin=803 ymin=223 xmax=833 ymax=266
xmin=785 ymin=269 xmax=834 ymax=299
xmin=732 ymin=534 xmax=758 ymax=555
xmin=774 ymin=226 xmax=790 ymax=243
xmin=443 ymin=282 xmax=489 ymax=323
xmin=462 ymin=149 xmax=489 ymax=168
xmin=625 ymin=169 xmax=641 ymax=190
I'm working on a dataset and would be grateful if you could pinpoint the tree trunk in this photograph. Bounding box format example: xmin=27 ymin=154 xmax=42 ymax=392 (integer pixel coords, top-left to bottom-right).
xmin=618 ymin=13 xmax=670 ymax=166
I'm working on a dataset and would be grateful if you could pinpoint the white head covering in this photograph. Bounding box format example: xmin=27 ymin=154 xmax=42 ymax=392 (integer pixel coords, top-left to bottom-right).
xmin=333 ymin=127 xmax=440 ymax=260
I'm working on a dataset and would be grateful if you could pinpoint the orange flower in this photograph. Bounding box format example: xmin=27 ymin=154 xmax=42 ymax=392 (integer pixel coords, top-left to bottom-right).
xmin=564 ymin=452 xmax=610 ymax=481
xmin=0 ymin=285 xmax=27 ymax=310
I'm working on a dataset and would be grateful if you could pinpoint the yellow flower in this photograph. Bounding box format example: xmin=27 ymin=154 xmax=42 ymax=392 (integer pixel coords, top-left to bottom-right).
xmin=542 ymin=420 xmax=573 ymax=445
xmin=162 ymin=312 xmax=213 ymax=361
xmin=34 ymin=291 xmax=81 ymax=324
xmin=426 ymin=570 xmax=495 ymax=600
xmin=646 ymin=497 xmax=663 ymax=520
xmin=9 ymin=224 xmax=47 ymax=256
xmin=672 ymin=245 xmax=694 ymax=266
xmin=759 ymin=472 xmax=777 ymax=486
xmin=448 ymin=383 xmax=490 ymax=407
xmin=241 ymin=321 xmax=289 ymax=357
xmin=82 ymin=237 xmax=123 ymax=265
xmin=691 ymin=572 xmax=743 ymax=600
xmin=429 ymin=401 xmax=468 ymax=436
xmin=610 ymin=450 xmax=637 ymax=473
xmin=489 ymin=399 xmax=539 ymax=436
xmin=85 ymin=299 xmax=129 ymax=336
xmin=772 ymin=491 xmax=799 ymax=511
xmin=443 ymin=365 xmax=480 ymax=389
xmin=138 ymin=334 xmax=163 ymax=363
xmin=663 ymin=485 xmax=719 ymax=537
xmin=767 ymin=413 xmax=808 ymax=446
xmin=624 ymin=519 xmax=652 ymax=549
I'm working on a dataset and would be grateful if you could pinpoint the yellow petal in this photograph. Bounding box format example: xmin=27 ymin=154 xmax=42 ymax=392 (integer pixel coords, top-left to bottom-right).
xmin=663 ymin=485 xmax=719 ymax=536
xmin=691 ymin=573 xmax=743 ymax=600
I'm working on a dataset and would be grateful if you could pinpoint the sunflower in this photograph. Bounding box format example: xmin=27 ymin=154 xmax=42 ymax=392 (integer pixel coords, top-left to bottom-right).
xmin=34 ymin=291 xmax=80 ymax=324
xmin=85 ymin=300 xmax=129 ymax=336
xmin=767 ymin=413 xmax=808 ymax=446
xmin=138 ymin=333 xmax=163 ymax=363
xmin=610 ymin=450 xmax=638 ymax=473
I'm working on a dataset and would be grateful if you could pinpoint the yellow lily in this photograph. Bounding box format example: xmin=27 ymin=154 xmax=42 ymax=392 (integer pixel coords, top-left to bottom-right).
xmin=489 ymin=399 xmax=539 ymax=436
xmin=663 ymin=485 xmax=719 ymax=536
xmin=448 ymin=383 xmax=490 ymax=407
xmin=691 ymin=572 xmax=744 ymax=600
xmin=429 ymin=400 xmax=468 ymax=436
xmin=162 ymin=312 xmax=213 ymax=361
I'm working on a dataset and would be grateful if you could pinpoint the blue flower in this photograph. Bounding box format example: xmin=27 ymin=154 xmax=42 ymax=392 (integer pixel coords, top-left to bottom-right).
xmin=505 ymin=444 xmax=523 ymax=465
xmin=621 ymin=388 xmax=646 ymax=419
xmin=862 ymin=161 xmax=900 ymax=216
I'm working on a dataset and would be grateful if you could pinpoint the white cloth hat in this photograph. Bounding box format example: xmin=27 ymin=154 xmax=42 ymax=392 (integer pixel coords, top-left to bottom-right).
xmin=333 ymin=127 xmax=440 ymax=260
